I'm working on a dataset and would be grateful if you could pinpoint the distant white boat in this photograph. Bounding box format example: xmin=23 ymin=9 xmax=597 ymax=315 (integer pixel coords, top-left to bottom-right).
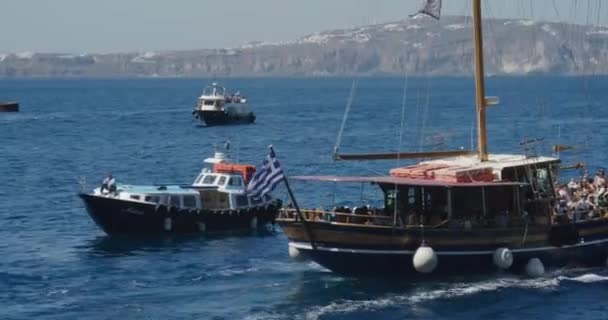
xmin=192 ymin=82 xmax=255 ymax=126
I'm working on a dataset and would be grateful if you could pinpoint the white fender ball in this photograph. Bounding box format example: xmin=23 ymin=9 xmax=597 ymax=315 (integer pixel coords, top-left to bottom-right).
xmin=493 ymin=247 xmax=514 ymax=269
xmin=164 ymin=217 xmax=172 ymax=231
xmin=197 ymin=222 xmax=206 ymax=232
xmin=413 ymin=244 xmax=438 ymax=274
xmin=250 ymin=216 xmax=258 ymax=229
xmin=526 ymin=258 xmax=545 ymax=277
xmin=289 ymin=245 xmax=306 ymax=262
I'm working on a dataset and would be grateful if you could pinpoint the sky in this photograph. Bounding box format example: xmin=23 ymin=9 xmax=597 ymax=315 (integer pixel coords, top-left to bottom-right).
xmin=1 ymin=0 xmax=606 ymax=53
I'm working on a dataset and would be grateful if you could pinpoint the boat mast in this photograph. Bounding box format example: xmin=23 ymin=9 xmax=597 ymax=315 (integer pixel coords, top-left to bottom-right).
xmin=472 ymin=0 xmax=488 ymax=161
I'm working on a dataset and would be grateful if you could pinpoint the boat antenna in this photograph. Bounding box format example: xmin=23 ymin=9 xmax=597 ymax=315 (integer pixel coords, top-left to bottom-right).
xmin=333 ymin=79 xmax=358 ymax=160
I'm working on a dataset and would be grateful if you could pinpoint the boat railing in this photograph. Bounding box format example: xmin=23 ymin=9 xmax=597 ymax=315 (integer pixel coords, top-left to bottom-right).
xmin=278 ymin=208 xmax=452 ymax=228
xmin=279 ymin=208 xmax=392 ymax=225
xmin=279 ymin=207 xmax=608 ymax=229
xmin=553 ymin=207 xmax=608 ymax=224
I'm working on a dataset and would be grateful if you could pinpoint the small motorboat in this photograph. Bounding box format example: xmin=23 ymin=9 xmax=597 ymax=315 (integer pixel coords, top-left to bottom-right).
xmin=79 ymin=151 xmax=281 ymax=235
xmin=0 ymin=102 xmax=19 ymax=112
xmin=192 ymin=82 xmax=255 ymax=126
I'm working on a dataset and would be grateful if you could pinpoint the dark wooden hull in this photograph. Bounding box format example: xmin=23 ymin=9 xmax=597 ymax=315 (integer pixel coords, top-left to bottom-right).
xmin=0 ymin=102 xmax=19 ymax=112
xmin=80 ymin=193 xmax=280 ymax=235
xmin=195 ymin=110 xmax=255 ymax=126
xmin=278 ymin=218 xmax=608 ymax=276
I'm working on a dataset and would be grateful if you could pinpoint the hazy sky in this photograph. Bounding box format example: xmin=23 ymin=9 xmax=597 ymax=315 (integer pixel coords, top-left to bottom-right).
xmin=1 ymin=0 xmax=606 ymax=53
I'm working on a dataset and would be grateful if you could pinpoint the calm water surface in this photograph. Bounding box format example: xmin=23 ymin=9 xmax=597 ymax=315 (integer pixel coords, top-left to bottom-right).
xmin=1 ymin=77 xmax=607 ymax=319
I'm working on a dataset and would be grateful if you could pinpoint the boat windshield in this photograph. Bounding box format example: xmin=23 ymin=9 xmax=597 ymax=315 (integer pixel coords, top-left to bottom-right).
xmin=203 ymin=84 xmax=225 ymax=96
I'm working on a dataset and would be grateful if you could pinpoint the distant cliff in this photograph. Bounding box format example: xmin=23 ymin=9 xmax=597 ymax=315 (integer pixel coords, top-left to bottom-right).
xmin=2 ymin=16 xmax=608 ymax=77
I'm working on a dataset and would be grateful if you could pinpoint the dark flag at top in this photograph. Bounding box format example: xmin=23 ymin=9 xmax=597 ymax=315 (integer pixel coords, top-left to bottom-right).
xmin=412 ymin=0 xmax=442 ymax=20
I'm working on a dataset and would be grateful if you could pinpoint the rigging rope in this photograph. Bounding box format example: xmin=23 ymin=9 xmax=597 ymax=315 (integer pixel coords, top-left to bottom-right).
xmin=396 ymin=75 xmax=409 ymax=165
xmin=333 ymin=79 xmax=358 ymax=159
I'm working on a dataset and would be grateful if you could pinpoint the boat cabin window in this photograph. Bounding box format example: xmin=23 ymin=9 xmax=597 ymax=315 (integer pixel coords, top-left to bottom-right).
xmin=145 ymin=195 xmax=160 ymax=203
xmin=218 ymin=176 xmax=227 ymax=186
xmin=199 ymin=190 xmax=230 ymax=209
xmin=384 ymin=185 xmax=447 ymax=213
xmin=451 ymin=187 xmax=484 ymax=220
xmin=202 ymin=175 xmax=217 ymax=184
xmin=183 ymin=195 xmax=197 ymax=208
xmin=203 ymin=100 xmax=215 ymax=106
xmin=451 ymin=186 xmax=519 ymax=228
xmin=130 ymin=195 xmax=141 ymax=200
xmin=382 ymin=184 xmax=530 ymax=227
xmin=228 ymin=176 xmax=243 ymax=187
xmin=169 ymin=196 xmax=181 ymax=208
xmin=234 ymin=195 xmax=249 ymax=207
xmin=502 ymin=165 xmax=555 ymax=199
xmin=534 ymin=168 xmax=551 ymax=195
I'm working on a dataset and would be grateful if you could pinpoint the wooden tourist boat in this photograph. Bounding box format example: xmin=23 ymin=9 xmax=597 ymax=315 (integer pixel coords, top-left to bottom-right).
xmin=276 ymin=0 xmax=608 ymax=276
xmin=79 ymin=151 xmax=281 ymax=235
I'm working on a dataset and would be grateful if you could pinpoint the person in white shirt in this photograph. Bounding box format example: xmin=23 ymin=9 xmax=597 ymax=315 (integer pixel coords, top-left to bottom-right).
xmin=594 ymin=169 xmax=606 ymax=188
xmin=101 ymin=172 xmax=116 ymax=194
xmin=567 ymin=178 xmax=579 ymax=191
xmin=574 ymin=196 xmax=590 ymax=221
xmin=558 ymin=185 xmax=570 ymax=203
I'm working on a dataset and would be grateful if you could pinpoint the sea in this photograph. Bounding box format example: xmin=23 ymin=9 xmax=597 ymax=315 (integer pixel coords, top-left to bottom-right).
xmin=1 ymin=77 xmax=608 ymax=320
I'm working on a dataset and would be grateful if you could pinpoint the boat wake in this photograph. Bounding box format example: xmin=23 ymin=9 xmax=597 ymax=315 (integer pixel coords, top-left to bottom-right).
xmin=557 ymin=273 xmax=608 ymax=283
xmin=265 ymin=269 xmax=608 ymax=320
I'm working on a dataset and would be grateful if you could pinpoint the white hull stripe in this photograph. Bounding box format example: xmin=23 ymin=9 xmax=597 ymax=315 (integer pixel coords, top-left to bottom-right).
xmin=289 ymin=238 xmax=608 ymax=256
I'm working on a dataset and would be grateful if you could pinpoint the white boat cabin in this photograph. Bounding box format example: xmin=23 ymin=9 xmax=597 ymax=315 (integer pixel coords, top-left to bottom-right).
xmin=195 ymin=82 xmax=247 ymax=112
xmin=93 ymin=152 xmax=272 ymax=211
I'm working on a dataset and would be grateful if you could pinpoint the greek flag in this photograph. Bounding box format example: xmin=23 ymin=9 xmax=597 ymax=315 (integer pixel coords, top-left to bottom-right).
xmin=246 ymin=148 xmax=285 ymax=199
xmin=413 ymin=0 xmax=442 ymax=20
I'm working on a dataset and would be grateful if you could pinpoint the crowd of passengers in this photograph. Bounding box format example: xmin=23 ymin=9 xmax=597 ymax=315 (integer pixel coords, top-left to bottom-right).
xmin=555 ymin=169 xmax=608 ymax=222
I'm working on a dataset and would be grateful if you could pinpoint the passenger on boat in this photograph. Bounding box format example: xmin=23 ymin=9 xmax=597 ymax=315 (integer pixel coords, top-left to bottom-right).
xmin=352 ymin=206 xmax=371 ymax=224
xmin=494 ymin=210 xmax=509 ymax=228
xmin=574 ymin=196 xmax=590 ymax=221
xmin=586 ymin=195 xmax=596 ymax=216
xmin=558 ymin=185 xmax=571 ymax=203
xmin=586 ymin=178 xmax=597 ymax=194
xmin=567 ymin=178 xmax=580 ymax=192
xmin=101 ymin=173 xmax=117 ymax=194
xmin=594 ymin=169 xmax=606 ymax=188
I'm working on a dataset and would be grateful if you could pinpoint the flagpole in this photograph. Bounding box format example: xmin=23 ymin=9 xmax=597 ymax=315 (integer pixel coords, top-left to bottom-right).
xmin=269 ymin=146 xmax=317 ymax=250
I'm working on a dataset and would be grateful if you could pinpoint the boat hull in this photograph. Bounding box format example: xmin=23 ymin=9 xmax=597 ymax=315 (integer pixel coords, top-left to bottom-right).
xmin=80 ymin=193 xmax=280 ymax=235
xmin=0 ymin=102 xmax=19 ymax=112
xmin=278 ymin=219 xmax=608 ymax=276
xmin=195 ymin=110 xmax=255 ymax=126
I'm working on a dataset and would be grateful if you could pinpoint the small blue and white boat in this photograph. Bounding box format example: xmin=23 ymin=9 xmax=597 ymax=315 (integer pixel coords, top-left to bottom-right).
xmin=79 ymin=151 xmax=281 ymax=235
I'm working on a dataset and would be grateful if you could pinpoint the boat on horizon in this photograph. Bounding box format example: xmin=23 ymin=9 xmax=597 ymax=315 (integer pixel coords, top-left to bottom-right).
xmin=192 ymin=82 xmax=255 ymax=126
xmin=79 ymin=150 xmax=281 ymax=235
xmin=276 ymin=0 xmax=608 ymax=277
xmin=0 ymin=101 xmax=19 ymax=112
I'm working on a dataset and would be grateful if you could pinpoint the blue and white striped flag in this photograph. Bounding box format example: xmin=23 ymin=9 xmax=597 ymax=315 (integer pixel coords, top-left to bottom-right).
xmin=247 ymin=148 xmax=285 ymax=199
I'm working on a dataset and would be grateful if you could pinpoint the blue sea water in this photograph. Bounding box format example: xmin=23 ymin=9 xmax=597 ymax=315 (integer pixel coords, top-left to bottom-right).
xmin=1 ymin=77 xmax=608 ymax=319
